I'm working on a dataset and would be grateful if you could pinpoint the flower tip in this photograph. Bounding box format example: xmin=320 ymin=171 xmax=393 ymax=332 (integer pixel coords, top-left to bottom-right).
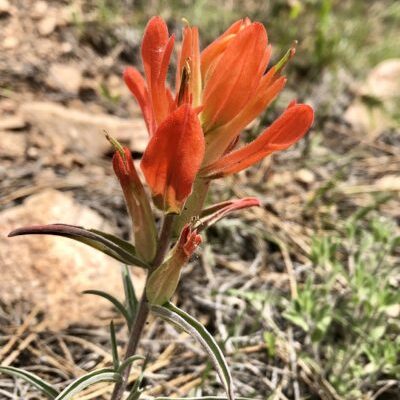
xmin=105 ymin=132 xmax=126 ymax=160
xmin=8 ymin=229 xmax=17 ymax=237
xmin=246 ymin=197 xmax=262 ymax=208
xmin=181 ymin=17 xmax=190 ymax=27
xmin=298 ymin=103 xmax=315 ymax=123
xmin=179 ymin=224 xmax=202 ymax=257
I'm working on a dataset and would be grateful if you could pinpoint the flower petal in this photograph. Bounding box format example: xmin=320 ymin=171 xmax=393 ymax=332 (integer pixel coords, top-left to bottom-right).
xmin=200 ymin=18 xmax=250 ymax=81
xmin=123 ymin=67 xmax=155 ymax=136
xmin=201 ymin=22 xmax=269 ymax=131
xmin=176 ymin=25 xmax=202 ymax=107
xmin=201 ymin=104 xmax=314 ymax=178
xmin=197 ymin=197 xmax=261 ymax=232
xmin=141 ymin=16 xmax=175 ymax=126
xmin=141 ymin=104 xmax=205 ymax=213
xmin=203 ymin=72 xmax=285 ymax=165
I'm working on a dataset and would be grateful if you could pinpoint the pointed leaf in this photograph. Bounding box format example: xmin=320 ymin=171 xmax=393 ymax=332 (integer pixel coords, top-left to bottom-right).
xmin=126 ymin=356 xmax=148 ymax=400
xmin=55 ymin=369 xmax=121 ymax=400
xmin=0 ymin=366 xmax=59 ymax=399
xmin=8 ymin=224 xmax=149 ymax=268
xmin=110 ymin=321 xmax=120 ymax=370
xmin=122 ymin=265 xmax=138 ymax=325
xmin=82 ymin=290 xmax=131 ymax=326
xmin=196 ymin=198 xmax=260 ymax=232
xmin=150 ymin=302 xmax=235 ymax=400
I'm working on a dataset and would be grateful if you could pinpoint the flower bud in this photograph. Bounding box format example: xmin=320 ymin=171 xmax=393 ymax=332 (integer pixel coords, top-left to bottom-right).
xmin=112 ymin=144 xmax=157 ymax=262
xmin=146 ymin=224 xmax=202 ymax=305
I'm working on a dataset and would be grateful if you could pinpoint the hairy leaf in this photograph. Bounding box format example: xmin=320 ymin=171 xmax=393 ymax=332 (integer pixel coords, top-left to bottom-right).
xmin=122 ymin=265 xmax=138 ymax=325
xmin=55 ymin=369 xmax=121 ymax=400
xmin=110 ymin=321 xmax=120 ymax=370
xmin=8 ymin=224 xmax=149 ymax=268
xmin=0 ymin=366 xmax=59 ymax=398
xmin=151 ymin=302 xmax=235 ymax=400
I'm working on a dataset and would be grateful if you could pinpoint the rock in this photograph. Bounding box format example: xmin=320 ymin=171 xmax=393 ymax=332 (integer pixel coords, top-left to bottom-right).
xmin=19 ymin=102 xmax=148 ymax=158
xmin=0 ymin=0 xmax=10 ymax=14
xmin=32 ymin=0 xmax=48 ymax=19
xmin=47 ymin=63 xmax=82 ymax=94
xmin=61 ymin=41 xmax=73 ymax=54
xmin=363 ymin=59 xmax=400 ymax=100
xmin=38 ymin=15 xmax=57 ymax=36
xmin=0 ymin=115 xmax=25 ymax=130
xmin=0 ymin=189 xmax=145 ymax=329
xmin=3 ymin=37 xmax=19 ymax=49
xmin=0 ymin=131 xmax=26 ymax=158
xmin=345 ymin=59 xmax=400 ymax=139
xmin=344 ymin=99 xmax=392 ymax=139
xmin=295 ymin=168 xmax=315 ymax=185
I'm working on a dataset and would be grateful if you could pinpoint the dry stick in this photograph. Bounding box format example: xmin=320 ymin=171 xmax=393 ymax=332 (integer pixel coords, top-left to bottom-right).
xmin=111 ymin=214 xmax=175 ymax=400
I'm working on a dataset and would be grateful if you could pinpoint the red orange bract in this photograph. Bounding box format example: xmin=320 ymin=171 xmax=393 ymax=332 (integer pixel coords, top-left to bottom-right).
xmin=124 ymin=16 xmax=314 ymax=214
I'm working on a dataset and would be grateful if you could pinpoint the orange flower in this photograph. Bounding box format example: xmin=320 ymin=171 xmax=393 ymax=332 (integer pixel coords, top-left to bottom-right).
xmin=175 ymin=19 xmax=313 ymax=178
xmin=124 ymin=17 xmax=314 ymax=215
xmin=201 ymin=101 xmax=313 ymax=178
xmin=124 ymin=17 xmax=205 ymax=214
xmin=141 ymin=104 xmax=205 ymax=214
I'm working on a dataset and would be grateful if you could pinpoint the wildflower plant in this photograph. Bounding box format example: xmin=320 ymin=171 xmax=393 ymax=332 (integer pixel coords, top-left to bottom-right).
xmin=3 ymin=17 xmax=314 ymax=400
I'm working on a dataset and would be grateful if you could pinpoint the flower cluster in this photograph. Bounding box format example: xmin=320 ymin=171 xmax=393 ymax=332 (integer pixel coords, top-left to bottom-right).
xmin=123 ymin=17 xmax=314 ymax=216
xmin=114 ymin=17 xmax=314 ymax=301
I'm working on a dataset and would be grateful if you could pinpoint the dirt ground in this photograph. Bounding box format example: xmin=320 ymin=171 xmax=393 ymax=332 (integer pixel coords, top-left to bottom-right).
xmin=0 ymin=1 xmax=399 ymax=399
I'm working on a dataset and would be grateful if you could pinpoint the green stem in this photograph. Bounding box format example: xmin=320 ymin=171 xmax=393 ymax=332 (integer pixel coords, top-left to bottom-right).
xmin=173 ymin=178 xmax=210 ymax=235
xmin=110 ymin=214 xmax=175 ymax=400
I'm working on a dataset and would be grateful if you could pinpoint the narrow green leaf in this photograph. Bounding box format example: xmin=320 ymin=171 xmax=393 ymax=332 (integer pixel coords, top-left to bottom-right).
xmin=122 ymin=265 xmax=138 ymax=325
xmin=82 ymin=290 xmax=131 ymax=326
xmin=151 ymin=302 xmax=235 ymax=400
xmin=0 ymin=366 xmax=59 ymax=399
xmin=126 ymin=356 xmax=148 ymax=400
xmin=91 ymin=229 xmax=139 ymax=260
xmin=8 ymin=224 xmax=149 ymax=268
xmin=55 ymin=369 xmax=121 ymax=400
xmin=110 ymin=321 xmax=120 ymax=370
xmin=118 ymin=355 xmax=145 ymax=375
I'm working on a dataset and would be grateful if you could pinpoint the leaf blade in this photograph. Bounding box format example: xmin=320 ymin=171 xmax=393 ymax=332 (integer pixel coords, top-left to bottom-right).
xmin=8 ymin=224 xmax=149 ymax=268
xmin=110 ymin=321 xmax=120 ymax=370
xmin=122 ymin=265 xmax=138 ymax=325
xmin=55 ymin=368 xmax=121 ymax=400
xmin=151 ymin=302 xmax=235 ymax=400
xmin=0 ymin=366 xmax=59 ymax=399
